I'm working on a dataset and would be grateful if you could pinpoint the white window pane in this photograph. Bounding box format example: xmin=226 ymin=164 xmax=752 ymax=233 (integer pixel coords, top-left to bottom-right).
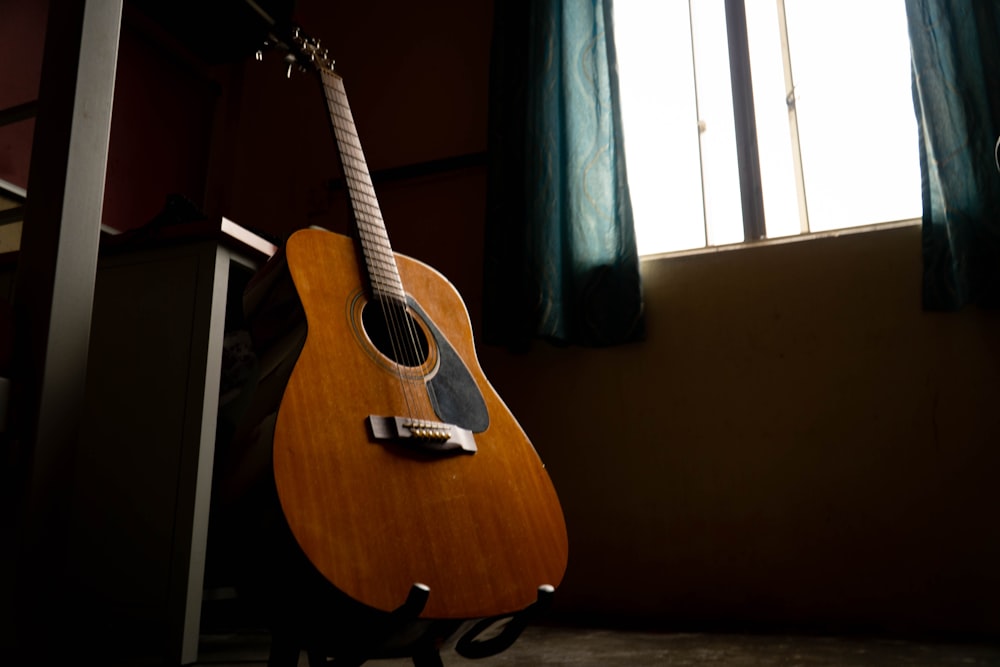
xmin=615 ymin=2 xmax=706 ymax=254
xmin=783 ymin=1 xmax=921 ymax=232
xmin=745 ymin=0 xmax=802 ymax=238
xmin=690 ymin=0 xmax=744 ymax=246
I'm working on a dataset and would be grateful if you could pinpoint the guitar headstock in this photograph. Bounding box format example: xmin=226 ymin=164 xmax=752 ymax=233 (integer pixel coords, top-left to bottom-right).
xmin=258 ymin=24 xmax=334 ymax=77
xmin=289 ymin=26 xmax=334 ymax=72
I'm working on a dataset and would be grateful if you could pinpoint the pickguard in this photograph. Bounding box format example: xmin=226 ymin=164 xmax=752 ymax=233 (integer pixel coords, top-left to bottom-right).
xmin=407 ymin=297 xmax=490 ymax=434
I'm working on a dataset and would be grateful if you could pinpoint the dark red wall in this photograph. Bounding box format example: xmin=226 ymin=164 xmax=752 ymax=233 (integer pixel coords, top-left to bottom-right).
xmin=0 ymin=0 xmax=47 ymax=190
xmin=2 ymin=0 xmax=492 ymax=275
xmin=220 ymin=0 xmax=494 ymax=315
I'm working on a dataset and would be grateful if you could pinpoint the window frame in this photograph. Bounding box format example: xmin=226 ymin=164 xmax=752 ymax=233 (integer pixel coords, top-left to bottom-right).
xmin=618 ymin=0 xmax=922 ymax=256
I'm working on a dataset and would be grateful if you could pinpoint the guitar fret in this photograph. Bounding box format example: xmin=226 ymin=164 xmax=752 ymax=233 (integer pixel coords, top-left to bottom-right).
xmin=357 ymin=237 xmax=389 ymax=253
xmin=356 ymin=216 xmax=388 ymax=236
xmin=361 ymin=246 xmax=396 ymax=269
xmin=320 ymin=66 xmax=405 ymax=299
xmin=369 ymin=267 xmax=400 ymax=286
xmin=342 ymin=161 xmax=369 ymax=178
xmin=358 ymin=239 xmax=392 ymax=257
xmin=357 ymin=204 xmax=383 ymax=221
xmin=355 ymin=216 xmax=390 ymax=242
xmin=330 ymin=114 xmax=360 ymax=137
xmin=359 ymin=241 xmax=393 ymax=262
xmin=333 ymin=135 xmax=362 ymax=154
xmin=355 ymin=225 xmax=391 ymax=248
xmin=328 ymin=104 xmax=356 ymax=125
xmin=343 ymin=170 xmax=372 ymax=191
xmin=357 ymin=225 xmax=389 ymax=242
xmin=366 ymin=253 xmax=396 ymax=268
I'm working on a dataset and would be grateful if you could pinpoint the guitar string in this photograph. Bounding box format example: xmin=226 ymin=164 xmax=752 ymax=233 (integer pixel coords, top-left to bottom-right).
xmin=337 ymin=126 xmax=431 ymax=416
xmin=329 ymin=75 xmax=443 ymax=429
xmin=323 ymin=71 xmax=419 ymax=418
xmin=330 ymin=100 xmax=443 ymax=421
xmin=323 ymin=69 xmax=441 ymax=426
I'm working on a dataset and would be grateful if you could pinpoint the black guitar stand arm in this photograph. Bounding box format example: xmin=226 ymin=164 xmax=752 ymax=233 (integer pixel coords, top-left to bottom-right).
xmin=309 ymin=583 xmax=434 ymax=667
xmin=454 ymin=585 xmax=555 ymax=660
xmin=271 ymin=583 xmax=556 ymax=667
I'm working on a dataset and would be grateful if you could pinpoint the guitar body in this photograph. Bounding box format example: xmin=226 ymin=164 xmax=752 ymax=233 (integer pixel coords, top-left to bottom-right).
xmin=272 ymin=227 xmax=568 ymax=620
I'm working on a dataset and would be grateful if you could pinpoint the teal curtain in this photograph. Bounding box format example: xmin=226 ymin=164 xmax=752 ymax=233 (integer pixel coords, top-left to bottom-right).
xmin=906 ymin=1 xmax=1000 ymax=309
xmin=484 ymin=0 xmax=644 ymax=349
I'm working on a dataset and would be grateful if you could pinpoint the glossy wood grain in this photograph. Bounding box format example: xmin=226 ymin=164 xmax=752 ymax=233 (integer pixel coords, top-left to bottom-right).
xmin=271 ymin=228 xmax=568 ymax=620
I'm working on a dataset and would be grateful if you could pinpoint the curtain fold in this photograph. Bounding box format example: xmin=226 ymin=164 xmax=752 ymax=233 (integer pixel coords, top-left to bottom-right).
xmin=906 ymin=0 xmax=1000 ymax=309
xmin=484 ymin=0 xmax=644 ymax=349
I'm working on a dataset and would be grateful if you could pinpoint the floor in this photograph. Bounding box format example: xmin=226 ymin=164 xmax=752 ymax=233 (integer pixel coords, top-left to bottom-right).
xmin=196 ymin=624 xmax=1000 ymax=666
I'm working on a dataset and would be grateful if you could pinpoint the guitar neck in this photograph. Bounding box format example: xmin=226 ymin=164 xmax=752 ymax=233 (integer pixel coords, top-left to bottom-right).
xmin=320 ymin=67 xmax=406 ymax=303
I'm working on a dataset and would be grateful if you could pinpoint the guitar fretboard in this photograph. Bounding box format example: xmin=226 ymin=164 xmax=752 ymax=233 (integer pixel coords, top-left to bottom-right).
xmin=320 ymin=67 xmax=406 ymax=303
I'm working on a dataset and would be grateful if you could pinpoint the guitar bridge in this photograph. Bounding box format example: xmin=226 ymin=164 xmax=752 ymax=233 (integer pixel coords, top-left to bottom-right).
xmin=367 ymin=415 xmax=477 ymax=454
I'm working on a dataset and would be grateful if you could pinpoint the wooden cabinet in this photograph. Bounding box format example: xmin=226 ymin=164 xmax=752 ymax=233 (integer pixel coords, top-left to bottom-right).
xmin=66 ymin=220 xmax=274 ymax=664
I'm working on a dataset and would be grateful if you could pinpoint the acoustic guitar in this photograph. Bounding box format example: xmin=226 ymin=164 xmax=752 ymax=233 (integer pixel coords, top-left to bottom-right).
xmin=263 ymin=30 xmax=568 ymax=623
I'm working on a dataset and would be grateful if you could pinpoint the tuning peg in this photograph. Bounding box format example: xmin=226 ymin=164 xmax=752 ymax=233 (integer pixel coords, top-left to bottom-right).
xmin=256 ymin=38 xmax=272 ymax=62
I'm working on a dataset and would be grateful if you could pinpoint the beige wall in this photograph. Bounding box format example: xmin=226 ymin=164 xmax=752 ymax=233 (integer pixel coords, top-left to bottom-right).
xmin=478 ymin=223 xmax=1000 ymax=636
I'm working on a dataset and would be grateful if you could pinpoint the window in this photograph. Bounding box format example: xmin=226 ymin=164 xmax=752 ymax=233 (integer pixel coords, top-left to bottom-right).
xmin=614 ymin=0 xmax=921 ymax=256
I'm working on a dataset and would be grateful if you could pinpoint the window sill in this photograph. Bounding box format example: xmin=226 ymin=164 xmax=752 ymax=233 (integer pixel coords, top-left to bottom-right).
xmin=638 ymin=218 xmax=921 ymax=263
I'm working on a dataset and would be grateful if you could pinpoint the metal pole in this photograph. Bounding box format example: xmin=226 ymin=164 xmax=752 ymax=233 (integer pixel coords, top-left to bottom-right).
xmin=7 ymin=0 xmax=122 ymax=657
xmin=776 ymin=0 xmax=810 ymax=233
xmin=724 ymin=0 xmax=767 ymax=241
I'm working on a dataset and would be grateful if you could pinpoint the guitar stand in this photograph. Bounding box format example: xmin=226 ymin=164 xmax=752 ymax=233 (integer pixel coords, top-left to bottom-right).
xmin=454 ymin=585 xmax=555 ymax=660
xmin=267 ymin=584 xmax=555 ymax=667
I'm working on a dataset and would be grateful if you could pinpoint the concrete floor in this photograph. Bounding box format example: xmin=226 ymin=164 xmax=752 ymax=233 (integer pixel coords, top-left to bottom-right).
xmin=197 ymin=624 xmax=1000 ymax=666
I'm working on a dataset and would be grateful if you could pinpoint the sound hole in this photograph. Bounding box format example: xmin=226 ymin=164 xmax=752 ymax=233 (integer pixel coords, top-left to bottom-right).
xmin=361 ymin=300 xmax=430 ymax=367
